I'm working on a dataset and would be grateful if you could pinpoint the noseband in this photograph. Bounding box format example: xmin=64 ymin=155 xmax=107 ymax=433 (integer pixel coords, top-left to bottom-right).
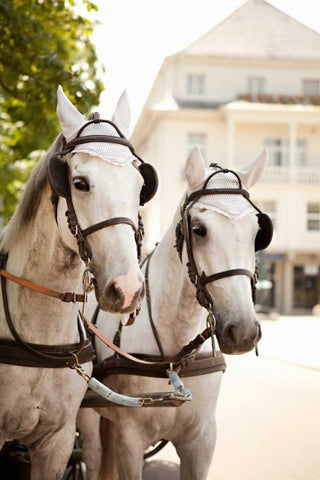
xmin=175 ymin=166 xmax=267 ymax=311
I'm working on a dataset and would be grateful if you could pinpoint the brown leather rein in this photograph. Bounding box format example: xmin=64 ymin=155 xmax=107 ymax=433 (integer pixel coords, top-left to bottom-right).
xmin=86 ymin=250 xmax=224 ymax=381
xmin=0 ymin=267 xmax=86 ymax=304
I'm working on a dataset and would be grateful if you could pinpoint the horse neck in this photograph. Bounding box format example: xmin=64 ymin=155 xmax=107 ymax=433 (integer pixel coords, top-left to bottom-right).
xmin=0 ymin=184 xmax=83 ymax=344
xmin=145 ymin=210 xmax=207 ymax=355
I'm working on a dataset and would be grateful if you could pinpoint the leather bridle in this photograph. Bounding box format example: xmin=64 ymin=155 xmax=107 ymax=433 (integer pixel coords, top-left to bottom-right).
xmin=50 ymin=115 xmax=145 ymax=264
xmin=176 ymin=167 xmax=260 ymax=313
xmin=0 ymin=115 xmax=147 ymax=368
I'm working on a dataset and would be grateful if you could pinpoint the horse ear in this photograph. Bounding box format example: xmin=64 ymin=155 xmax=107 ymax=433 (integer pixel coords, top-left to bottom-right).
xmin=237 ymin=148 xmax=269 ymax=189
xmin=112 ymin=90 xmax=131 ymax=138
xmin=56 ymin=85 xmax=86 ymax=142
xmin=185 ymin=146 xmax=207 ymax=190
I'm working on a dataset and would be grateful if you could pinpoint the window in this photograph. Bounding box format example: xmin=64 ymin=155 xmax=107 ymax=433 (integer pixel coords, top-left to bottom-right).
xmin=187 ymin=133 xmax=207 ymax=160
xmin=264 ymin=138 xmax=288 ymax=166
xmin=248 ymin=77 xmax=265 ymax=95
xmin=186 ymin=75 xmax=205 ymax=95
xmin=307 ymin=203 xmax=320 ymax=231
xmin=296 ymin=139 xmax=307 ymax=166
xmin=294 ymin=265 xmax=320 ymax=308
xmin=264 ymin=138 xmax=307 ymax=166
xmin=257 ymin=201 xmax=277 ymax=230
xmin=303 ymin=79 xmax=320 ymax=96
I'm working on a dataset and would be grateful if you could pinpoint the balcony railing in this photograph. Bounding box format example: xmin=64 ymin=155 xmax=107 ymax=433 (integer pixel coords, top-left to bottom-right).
xmin=261 ymin=166 xmax=320 ymax=183
xmin=237 ymin=94 xmax=320 ymax=105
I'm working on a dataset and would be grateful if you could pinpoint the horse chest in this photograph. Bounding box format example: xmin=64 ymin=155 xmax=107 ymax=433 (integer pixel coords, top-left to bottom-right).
xmin=0 ymin=365 xmax=87 ymax=442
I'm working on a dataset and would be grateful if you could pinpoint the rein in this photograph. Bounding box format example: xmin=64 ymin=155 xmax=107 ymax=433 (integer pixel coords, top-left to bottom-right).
xmin=0 ymin=262 xmax=85 ymax=304
xmin=87 ymin=250 xmax=225 ymax=384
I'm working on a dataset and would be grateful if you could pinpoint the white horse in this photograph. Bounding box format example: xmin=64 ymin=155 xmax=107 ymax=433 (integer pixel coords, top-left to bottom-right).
xmin=78 ymin=146 xmax=272 ymax=480
xmin=0 ymin=87 xmax=154 ymax=479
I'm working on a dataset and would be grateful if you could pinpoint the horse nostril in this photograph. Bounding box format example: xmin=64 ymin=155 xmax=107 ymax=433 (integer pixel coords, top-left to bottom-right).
xmin=223 ymin=323 xmax=237 ymax=343
xmin=104 ymin=282 xmax=124 ymax=307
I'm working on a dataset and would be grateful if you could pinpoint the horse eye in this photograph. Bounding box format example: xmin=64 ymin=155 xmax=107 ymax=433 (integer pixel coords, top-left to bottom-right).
xmin=73 ymin=177 xmax=90 ymax=192
xmin=192 ymin=224 xmax=207 ymax=237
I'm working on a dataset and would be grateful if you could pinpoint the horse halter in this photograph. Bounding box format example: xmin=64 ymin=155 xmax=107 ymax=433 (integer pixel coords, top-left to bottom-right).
xmin=47 ymin=114 xmax=157 ymax=262
xmin=175 ymin=165 xmax=273 ymax=311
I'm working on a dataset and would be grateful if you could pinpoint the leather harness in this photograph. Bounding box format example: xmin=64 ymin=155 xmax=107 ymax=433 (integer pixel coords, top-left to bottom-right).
xmin=0 ymin=116 xmax=146 ymax=369
xmin=86 ymin=168 xmax=269 ymax=383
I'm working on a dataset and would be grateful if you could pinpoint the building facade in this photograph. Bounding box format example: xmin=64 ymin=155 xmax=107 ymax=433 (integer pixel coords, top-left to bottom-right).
xmin=132 ymin=0 xmax=320 ymax=314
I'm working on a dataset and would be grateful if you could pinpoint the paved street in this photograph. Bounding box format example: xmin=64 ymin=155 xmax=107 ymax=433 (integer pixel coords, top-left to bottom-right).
xmin=143 ymin=317 xmax=320 ymax=480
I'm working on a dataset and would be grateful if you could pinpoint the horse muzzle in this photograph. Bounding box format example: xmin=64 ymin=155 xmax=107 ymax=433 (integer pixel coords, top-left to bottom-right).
xmin=95 ymin=272 xmax=145 ymax=314
xmin=216 ymin=320 xmax=262 ymax=355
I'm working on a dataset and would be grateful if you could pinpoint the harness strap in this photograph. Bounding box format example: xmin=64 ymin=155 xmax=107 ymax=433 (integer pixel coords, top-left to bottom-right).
xmin=203 ymin=268 xmax=255 ymax=285
xmin=93 ymin=351 xmax=226 ymax=381
xmin=82 ymin=217 xmax=137 ymax=238
xmin=186 ymin=187 xmax=250 ymax=206
xmin=145 ymin=250 xmax=166 ymax=359
xmin=0 ymin=338 xmax=95 ymax=368
xmin=0 ymin=268 xmax=85 ymax=303
xmin=58 ymin=135 xmax=135 ymax=156
xmin=84 ymin=315 xmax=212 ymax=366
xmin=0 ymin=252 xmax=94 ymax=367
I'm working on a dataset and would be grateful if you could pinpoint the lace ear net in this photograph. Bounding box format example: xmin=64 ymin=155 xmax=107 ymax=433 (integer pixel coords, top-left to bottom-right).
xmin=174 ymin=169 xmax=273 ymax=260
xmin=48 ymin=115 xmax=158 ymax=206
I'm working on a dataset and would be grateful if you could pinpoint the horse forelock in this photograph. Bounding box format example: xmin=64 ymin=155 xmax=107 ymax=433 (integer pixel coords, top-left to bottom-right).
xmin=0 ymin=133 xmax=65 ymax=252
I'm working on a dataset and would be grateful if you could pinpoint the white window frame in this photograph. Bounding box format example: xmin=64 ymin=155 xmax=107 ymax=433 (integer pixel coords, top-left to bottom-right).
xmin=248 ymin=77 xmax=265 ymax=95
xmin=187 ymin=133 xmax=207 ymax=160
xmin=264 ymin=138 xmax=288 ymax=166
xmin=186 ymin=74 xmax=205 ymax=96
xmin=303 ymin=79 xmax=320 ymax=96
xmin=264 ymin=137 xmax=307 ymax=166
xmin=307 ymin=203 xmax=320 ymax=231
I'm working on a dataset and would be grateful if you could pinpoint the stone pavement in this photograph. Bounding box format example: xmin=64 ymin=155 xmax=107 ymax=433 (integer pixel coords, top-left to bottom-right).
xmin=143 ymin=316 xmax=320 ymax=480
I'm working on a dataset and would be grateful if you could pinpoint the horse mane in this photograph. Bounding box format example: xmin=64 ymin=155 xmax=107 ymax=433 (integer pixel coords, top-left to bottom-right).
xmin=0 ymin=133 xmax=65 ymax=252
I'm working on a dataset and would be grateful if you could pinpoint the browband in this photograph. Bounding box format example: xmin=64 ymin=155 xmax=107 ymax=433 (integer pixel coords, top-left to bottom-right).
xmin=57 ymin=135 xmax=135 ymax=157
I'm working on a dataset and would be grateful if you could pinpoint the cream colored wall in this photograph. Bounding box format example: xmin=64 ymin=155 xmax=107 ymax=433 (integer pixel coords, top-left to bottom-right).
xmin=233 ymin=122 xmax=320 ymax=167
xmin=140 ymin=113 xmax=320 ymax=258
xmin=251 ymin=182 xmax=320 ymax=254
xmin=173 ymin=61 xmax=320 ymax=103
xmin=298 ymin=124 xmax=320 ymax=165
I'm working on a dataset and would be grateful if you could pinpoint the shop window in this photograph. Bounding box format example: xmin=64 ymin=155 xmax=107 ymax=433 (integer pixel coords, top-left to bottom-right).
xmin=294 ymin=265 xmax=320 ymax=308
xmin=256 ymin=260 xmax=275 ymax=309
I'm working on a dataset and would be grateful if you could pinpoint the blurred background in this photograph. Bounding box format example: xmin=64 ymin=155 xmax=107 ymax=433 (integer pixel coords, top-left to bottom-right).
xmin=1 ymin=2 xmax=320 ymax=478
xmin=2 ymin=0 xmax=320 ymax=315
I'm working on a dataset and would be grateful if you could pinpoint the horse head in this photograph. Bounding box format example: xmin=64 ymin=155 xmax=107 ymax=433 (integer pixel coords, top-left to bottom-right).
xmin=48 ymin=87 xmax=158 ymax=314
xmin=179 ymin=146 xmax=272 ymax=354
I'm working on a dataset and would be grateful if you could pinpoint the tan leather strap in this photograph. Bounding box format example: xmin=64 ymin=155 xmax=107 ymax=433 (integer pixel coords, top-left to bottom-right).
xmin=84 ymin=317 xmax=211 ymax=366
xmin=93 ymin=351 xmax=226 ymax=381
xmin=0 ymin=269 xmax=85 ymax=303
xmin=84 ymin=318 xmax=156 ymax=365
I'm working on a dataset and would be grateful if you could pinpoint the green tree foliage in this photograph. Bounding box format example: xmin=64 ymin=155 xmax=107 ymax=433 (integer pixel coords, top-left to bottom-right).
xmin=0 ymin=0 xmax=104 ymax=223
